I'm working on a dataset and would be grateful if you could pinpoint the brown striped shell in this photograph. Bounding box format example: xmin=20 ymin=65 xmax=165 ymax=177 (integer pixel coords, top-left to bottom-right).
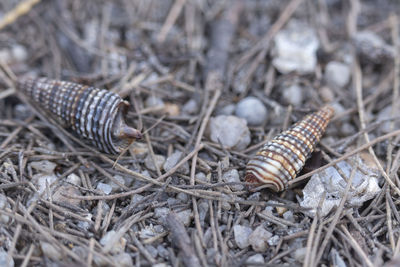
xmin=17 ymin=77 xmax=142 ymax=154
xmin=245 ymin=106 xmax=334 ymax=192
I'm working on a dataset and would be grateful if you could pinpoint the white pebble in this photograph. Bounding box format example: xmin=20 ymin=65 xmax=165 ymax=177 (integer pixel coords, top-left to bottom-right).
xmin=176 ymin=192 xmax=188 ymax=202
xmin=208 ymin=115 xmax=251 ymax=150
xmin=245 ymin=254 xmax=265 ymax=265
xmin=163 ymin=151 xmax=189 ymax=174
xmin=176 ymin=209 xmax=192 ymax=226
xmin=34 ymin=173 xmax=57 ymax=196
xmin=195 ymin=172 xmax=207 ymax=182
xmin=267 ymin=235 xmax=280 ymax=246
xmin=283 ymin=210 xmax=294 ymax=222
xmin=325 ymin=61 xmax=350 ymax=88
xmin=222 ymin=169 xmax=243 ymax=191
xmin=182 ymin=99 xmax=199 ymax=114
xmin=109 ymin=175 xmax=126 ymax=192
xmin=14 ymin=104 xmax=31 ymax=120
xmin=294 ymin=247 xmax=307 ymax=263
xmin=11 ymin=44 xmax=28 ymax=62
xmin=145 ymin=95 xmax=164 ymax=108
xmin=0 ymin=194 xmax=10 ymax=224
xmin=154 ymin=207 xmax=170 ymax=219
xmin=40 ymin=242 xmax=62 ymax=260
xmin=233 ymin=225 xmax=253 ymax=249
xmin=282 ymin=84 xmax=303 ymax=106
xmin=30 ymin=160 xmax=57 ymax=174
xmin=376 ymin=105 xmax=400 ymax=134
xmin=113 ymin=253 xmax=133 ymax=267
xmin=97 ymin=182 xmax=112 ymax=195
xmin=52 ymin=185 xmax=81 ymax=206
xmin=249 ymin=226 xmax=273 ymax=252
xmin=300 ymin=157 xmax=381 ymax=217
xmin=66 ymin=173 xmax=81 ymax=186
xmin=235 ymin=97 xmax=268 ymax=126
xmin=272 ymin=20 xmax=319 ymax=74
xmin=145 ymin=154 xmax=165 ymax=171
xmin=216 ymin=104 xmax=236 ymax=116
xmin=100 ymin=230 xmax=126 ymax=254
xmin=131 ymin=142 xmax=149 ymax=158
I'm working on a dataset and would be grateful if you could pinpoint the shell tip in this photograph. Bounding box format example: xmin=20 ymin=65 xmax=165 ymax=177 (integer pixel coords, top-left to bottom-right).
xmin=119 ymin=126 xmax=142 ymax=140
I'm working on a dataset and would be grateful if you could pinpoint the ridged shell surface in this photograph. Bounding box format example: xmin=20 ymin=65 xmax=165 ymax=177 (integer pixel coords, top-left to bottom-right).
xmin=245 ymin=106 xmax=334 ymax=192
xmin=17 ymin=77 xmax=141 ymax=154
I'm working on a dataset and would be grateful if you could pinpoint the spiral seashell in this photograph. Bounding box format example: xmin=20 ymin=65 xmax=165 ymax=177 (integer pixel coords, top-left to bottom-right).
xmin=245 ymin=106 xmax=334 ymax=192
xmin=17 ymin=77 xmax=142 ymax=154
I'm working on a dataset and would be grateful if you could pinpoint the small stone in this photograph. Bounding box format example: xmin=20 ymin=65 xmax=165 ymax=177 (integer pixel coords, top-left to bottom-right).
xmin=157 ymin=244 xmax=169 ymax=259
xmin=30 ymin=160 xmax=57 ymax=174
xmin=195 ymin=172 xmax=207 ymax=182
xmin=11 ymin=44 xmax=28 ymax=62
xmin=283 ymin=210 xmax=294 ymax=222
xmin=113 ymin=253 xmax=133 ymax=267
xmin=0 ymin=250 xmax=13 ymax=267
xmin=164 ymin=103 xmax=180 ymax=116
xmin=154 ymin=207 xmax=170 ymax=221
xmin=376 ymin=105 xmax=400 ymax=134
xmin=208 ymin=115 xmax=251 ymax=150
xmin=14 ymin=104 xmax=31 ymax=120
xmin=131 ymin=142 xmax=149 ymax=158
xmin=222 ymin=169 xmax=243 ymax=191
xmin=100 ymin=230 xmax=126 ymax=254
xmin=176 ymin=209 xmax=192 ymax=226
xmin=34 ymin=173 xmax=58 ymax=196
xmin=221 ymin=201 xmax=231 ymax=211
xmin=325 ymin=61 xmax=350 ymax=88
xmin=319 ymin=86 xmax=334 ymax=103
xmin=198 ymin=200 xmax=209 ymax=225
xmin=182 ymin=99 xmax=199 ymax=114
xmin=0 ymin=194 xmax=10 ymax=224
xmin=163 ymin=151 xmax=189 ymax=174
xmin=145 ymin=95 xmax=164 ymax=108
xmin=40 ymin=241 xmax=62 ymax=260
xmin=294 ymin=247 xmax=307 ymax=263
xmin=66 ymin=173 xmax=81 ymax=186
xmin=109 ymin=175 xmax=126 ymax=192
xmin=52 ymin=185 xmax=81 ymax=206
xmin=354 ymin=31 xmax=395 ymax=64
xmin=234 ymin=96 xmax=268 ymax=126
xmin=272 ymin=20 xmax=319 ymax=74
xmin=249 ymin=226 xmax=272 ymax=252
xmin=267 ymin=235 xmax=280 ymax=246
xmin=245 ymin=254 xmax=265 ymax=265
xmin=300 ymin=157 xmax=381 ymax=217
xmin=153 ymin=263 xmax=168 ymax=267
xmin=131 ymin=194 xmax=144 ymax=206
xmin=139 ymin=225 xmax=157 ymax=239
xmin=176 ymin=192 xmax=188 ymax=202
xmin=77 ymin=214 xmax=92 ymax=232
xmin=233 ymin=225 xmax=253 ymax=249
xmin=145 ymin=154 xmax=165 ymax=172
xmin=97 ymin=182 xmax=112 ymax=195
xmin=282 ymin=84 xmax=303 ymax=106
xmin=216 ymin=104 xmax=236 ymax=116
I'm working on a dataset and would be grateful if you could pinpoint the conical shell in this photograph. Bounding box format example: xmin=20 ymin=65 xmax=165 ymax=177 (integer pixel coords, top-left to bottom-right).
xmin=17 ymin=77 xmax=142 ymax=154
xmin=245 ymin=106 xmax=334 ymax=192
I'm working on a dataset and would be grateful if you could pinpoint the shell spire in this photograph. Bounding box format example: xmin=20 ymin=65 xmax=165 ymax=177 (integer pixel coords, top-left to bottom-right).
xmin=17 ymin=77 xmax=142 ymax=154
xmin=245 ymin=106 xmax=334 ymax=192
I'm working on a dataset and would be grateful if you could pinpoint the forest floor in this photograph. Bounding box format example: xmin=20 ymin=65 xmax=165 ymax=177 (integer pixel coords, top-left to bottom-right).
xmin=1 ymin=0 xmax=400 ymax=266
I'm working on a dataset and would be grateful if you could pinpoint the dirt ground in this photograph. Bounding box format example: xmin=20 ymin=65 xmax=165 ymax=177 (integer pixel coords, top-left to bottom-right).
xmin=1 ymin=0 xmax=400 ymax=266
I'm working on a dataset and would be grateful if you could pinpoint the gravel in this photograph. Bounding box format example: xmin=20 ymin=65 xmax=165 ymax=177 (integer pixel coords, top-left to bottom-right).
xmin=234 ymin=96 xmax=268 ymax=126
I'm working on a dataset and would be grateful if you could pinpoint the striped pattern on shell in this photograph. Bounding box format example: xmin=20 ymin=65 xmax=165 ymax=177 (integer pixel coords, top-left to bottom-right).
xmin=17 ymin=77 xmax=142 ymax=154
xmin=245 ymin=106 xmax=334 ymax=192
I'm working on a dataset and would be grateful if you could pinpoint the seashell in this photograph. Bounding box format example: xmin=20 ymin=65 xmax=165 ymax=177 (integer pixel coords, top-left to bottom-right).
xmin=245 ymin=106 xmax=334 ymax=192
xmin=17 ymin=77 xmax=142 ymax=154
